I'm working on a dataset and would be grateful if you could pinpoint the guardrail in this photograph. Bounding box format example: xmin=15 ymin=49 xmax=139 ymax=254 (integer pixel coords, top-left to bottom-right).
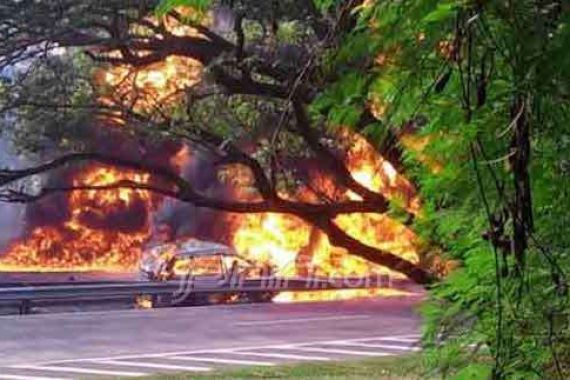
xmin=0 ymin=276 xmax=415 ymax=314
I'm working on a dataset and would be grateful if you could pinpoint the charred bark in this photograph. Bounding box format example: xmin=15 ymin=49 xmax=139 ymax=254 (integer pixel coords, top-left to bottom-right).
xmin=0 ymin=152 xmax=435 ymax=285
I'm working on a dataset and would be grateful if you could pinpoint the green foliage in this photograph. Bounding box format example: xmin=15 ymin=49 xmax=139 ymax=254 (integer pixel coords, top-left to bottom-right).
xmin=144 ymin=355 xmax=432 ymax=379
xmin=276 ymin=21 xmax=304 ymax=44
xmin=312 ymin=71 xmax=368 ymax=127
xmin=314 ymin=0 xmax=570 ymax=378
xmin=312 ymin=0 xmax=338 ymax=13
xmin=421 ymin=1 xmax=458 ymax=24
xmin=0 ymin=51 xmax=96 ymax=156
xmin=155 ymin=0 xmax=212 ymax=16
xmin=451 ymin=364 xmax=493 ymax=380
xmin=3 ymin=2 xmax=568 ymax=378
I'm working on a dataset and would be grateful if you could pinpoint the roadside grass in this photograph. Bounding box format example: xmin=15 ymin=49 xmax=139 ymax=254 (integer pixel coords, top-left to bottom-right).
xmin=141 ymin=355 xmax=432 ymax=380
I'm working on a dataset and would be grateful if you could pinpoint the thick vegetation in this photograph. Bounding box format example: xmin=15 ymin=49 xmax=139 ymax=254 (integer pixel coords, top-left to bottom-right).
xmin=331 ymin=1 xmax=569 ymax=378
xmin=0 ymin=0 xmax=568 ymax=378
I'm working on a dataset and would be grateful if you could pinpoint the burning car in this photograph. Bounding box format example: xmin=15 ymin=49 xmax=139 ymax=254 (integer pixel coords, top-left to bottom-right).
xmin=139 ymin=238 xmax=276 ymax=306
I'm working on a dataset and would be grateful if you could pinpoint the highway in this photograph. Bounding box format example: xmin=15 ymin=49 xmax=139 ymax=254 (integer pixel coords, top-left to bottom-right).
xmin=0 ymin=295 xmax=423 ymax=379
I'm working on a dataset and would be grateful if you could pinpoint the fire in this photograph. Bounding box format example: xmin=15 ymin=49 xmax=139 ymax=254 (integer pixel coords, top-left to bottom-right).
xmin=71 ymin=167 xmax=150 ymax=207
xmin=93 ymin=9 xmax=204 ymax=118
xmin=96 ymin=55 xmax=202 ymax=117
xmin=0 ymin=8 xmax=202 ymax=273
xmin=231 ymin=213 xmax=311 ymax=277
xmin=1 ymin=5 xmax=421 ymax=305
xmin=274 ymin=288 xmax=413 ymax=303
xmin=227 ymin=131 xmax=421 ymax=301
xmin=343 ymin=130 xmax=420 ymax=212
xmin=0 ymin=166 xmax=153 ymax=272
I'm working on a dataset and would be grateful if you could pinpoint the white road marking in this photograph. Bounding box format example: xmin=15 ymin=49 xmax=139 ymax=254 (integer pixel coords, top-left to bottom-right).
xmin=0 ymin=375 xmax=71 ymax=380
xmin=11 ymin=366 xmax=146 ymax=377
xmin=98 ymin=360 xmax=211 ymax=372
xmin=279 ymin=347 xmax=394 ymax=357
xmin=329 ymin=342 xmax=420 ymax=351
xmin=166 ymin=356 xmax=274 ymax=366
xmin=234 ymin=315 xmax=371 ymax=326
xmin=227 ymin=351 xmax=331 ymax=361
xmin=376 ymin=337 xmax=419 ymax=343
xmin=26 ymin=334 xmax=418 ymax=366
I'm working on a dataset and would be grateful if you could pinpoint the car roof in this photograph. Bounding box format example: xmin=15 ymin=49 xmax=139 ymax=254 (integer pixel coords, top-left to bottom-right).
xmin=175 ymin=239 xmax=236 ymax=257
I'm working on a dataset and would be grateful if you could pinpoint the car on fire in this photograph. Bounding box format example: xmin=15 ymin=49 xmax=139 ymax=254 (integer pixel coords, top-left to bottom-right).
xmin=139 ymin=239 xmax=276 ymax=306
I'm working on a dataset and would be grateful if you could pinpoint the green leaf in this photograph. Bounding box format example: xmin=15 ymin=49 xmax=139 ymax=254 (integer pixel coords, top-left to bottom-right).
xmin=450 ymin=363 xmax=492 ymax=380
xmin=312 ymin=0 xmax=338 ymax=12
xmin=155 ymin=0 xmax=212 ymax=16
xmin=421 ymin=1 xmax=457 ymax=24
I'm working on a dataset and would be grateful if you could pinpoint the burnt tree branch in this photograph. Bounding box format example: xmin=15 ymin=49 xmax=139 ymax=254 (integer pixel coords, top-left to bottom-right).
xmin=0 ymin=152 xmax=435 ymax=284
xmin=292 ymin=100 xmax=390 ymax=210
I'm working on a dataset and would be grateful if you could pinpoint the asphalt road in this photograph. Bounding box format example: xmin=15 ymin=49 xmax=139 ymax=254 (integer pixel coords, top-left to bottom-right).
xmin=0 ymin=295 xmax=423 ymax=379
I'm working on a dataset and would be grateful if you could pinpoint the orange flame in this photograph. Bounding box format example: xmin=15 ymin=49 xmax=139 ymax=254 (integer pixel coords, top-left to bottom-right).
xmin=226 ymin=132 xmax=421 ymax=302
xmin=0 ymin=167 xmax=153 ymax=272
xmin=1 ymin=7 xmax=421 ymax=304
xmin=93 ymin=9 xmax=204 ymax=119
xmin=0 ymin=9 xmax=202 ymax=273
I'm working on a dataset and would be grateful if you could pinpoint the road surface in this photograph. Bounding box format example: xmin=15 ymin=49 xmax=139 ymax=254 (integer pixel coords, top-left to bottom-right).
xmin=0 ymin=295 xmax=423 ymax=379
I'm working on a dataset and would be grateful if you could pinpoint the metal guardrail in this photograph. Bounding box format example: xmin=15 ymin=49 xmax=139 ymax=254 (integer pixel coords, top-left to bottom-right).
xmin=0 ymin=276 xmax=414 ymax=314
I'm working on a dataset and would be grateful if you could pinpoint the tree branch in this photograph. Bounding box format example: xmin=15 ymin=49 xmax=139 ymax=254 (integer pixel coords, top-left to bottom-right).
xmin=292 ymin=100 xmax=390 ymax=210
xmin=310 ymin=217 xmax=435 ymax=285
xmin=0 ymin=152 xmax=435 ymax=284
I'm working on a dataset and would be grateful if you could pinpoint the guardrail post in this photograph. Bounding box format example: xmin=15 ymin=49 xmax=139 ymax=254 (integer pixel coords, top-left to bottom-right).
xmin=19 ymin=299 xmax=31 ymax=315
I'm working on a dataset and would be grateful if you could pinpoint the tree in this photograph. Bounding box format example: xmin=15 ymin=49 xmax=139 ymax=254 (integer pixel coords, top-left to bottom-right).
xmin=0 ymin=0 xmax=435 ymax=284
xmin=3 ymin=1 xmax=567 ymax=376
xmin=337 ymin=0 xmax=567 ymax=378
